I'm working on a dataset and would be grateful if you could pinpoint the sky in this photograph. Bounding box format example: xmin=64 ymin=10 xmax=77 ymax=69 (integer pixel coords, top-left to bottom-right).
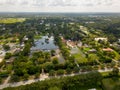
xmin=0 ymin=0 xmax=119 ymax=12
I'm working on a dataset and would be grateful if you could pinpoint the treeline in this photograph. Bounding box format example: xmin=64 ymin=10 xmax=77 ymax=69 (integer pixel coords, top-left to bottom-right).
xmin=4 ymin=72 xmax=102 ymax=90
xmin=84 ymin=17 xmax=120 ymax=43
xmin=55 ymin=36 xmax=70 ymax=59
xmin=0 ymin=18 xmax=82 ymax=41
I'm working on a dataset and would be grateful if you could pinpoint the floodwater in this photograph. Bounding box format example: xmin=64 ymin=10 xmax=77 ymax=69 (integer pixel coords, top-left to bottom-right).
xmin=31 ymin=36 xmax=58 ymax=51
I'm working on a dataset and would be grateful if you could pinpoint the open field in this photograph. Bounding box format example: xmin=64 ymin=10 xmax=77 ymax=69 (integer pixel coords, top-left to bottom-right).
xmin=0 ymin=18 xmax=26 ymax=24
xmin=73 ymin=53 xmax=88 ymax=64
xmin=71 ymin=47 xmax=88 ymax=64
xmin=102 ymin=78 xmax=120 ymax=90
xmin=34 ymin=35 xmax=42 ymax=39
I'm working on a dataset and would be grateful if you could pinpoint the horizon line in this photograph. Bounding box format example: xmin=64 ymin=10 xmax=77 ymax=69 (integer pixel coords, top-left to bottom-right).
xmin=0 ymin=12 xmax=120 ymax=14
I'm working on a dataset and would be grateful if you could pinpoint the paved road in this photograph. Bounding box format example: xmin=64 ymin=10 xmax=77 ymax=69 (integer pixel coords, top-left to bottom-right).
xmin=70 ymin=47 xmax=80 ymax=54
xmin=57 ymin=54 xmax=65 ymax=63
xmin=0 ymin=67 xmax=117 ymax=90
xmin=3 ymin=75 xmax=11 ymax=85
xmin=56 ymin=49 xmax=65 ymax=64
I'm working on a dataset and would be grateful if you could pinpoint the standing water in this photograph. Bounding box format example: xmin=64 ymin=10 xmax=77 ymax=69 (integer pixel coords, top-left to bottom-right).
xmin=31 ymin=36 xmax=58 ymax=51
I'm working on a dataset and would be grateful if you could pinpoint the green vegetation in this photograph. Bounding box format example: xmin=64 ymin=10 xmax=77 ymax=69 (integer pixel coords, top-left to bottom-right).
xmin=34 ymin=35 xmax=42 ymax=39
xmin=3 ymin=72 xmax=103 ymax=90
xmin=73 ymin=53 xmax=88 ymax=64
xmin=0 ymin=18 xmax=25 ymax=24
xmin=102 ymin=78 xmax=120 ymax=90
xmin=3 ymin=45 xmax=10 ymax=51
xmin=83 ymin=47 xmax=91 ymax=52
xmin=1 ymin=14 xmax=120 ymax=89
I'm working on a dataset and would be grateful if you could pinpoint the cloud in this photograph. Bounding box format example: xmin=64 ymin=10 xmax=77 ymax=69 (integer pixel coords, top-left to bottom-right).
xmin=0 ymin=0 xmax=119 ymax=12
xmin=0 ymin=0 xmax=116 ymax=6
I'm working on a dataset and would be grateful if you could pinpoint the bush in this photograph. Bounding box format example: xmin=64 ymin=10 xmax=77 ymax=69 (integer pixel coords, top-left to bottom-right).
xmin=5 ymin=53 xmax=12 ymax=59
xmin=73 ymin=66 xmax=79 ymax=73
xmin=0 ymin=71 xmax=9 ymax=78
xmin=10 ymin=75 xmax=20 ymax=82
xmin=34 ymin=73 xmax=40 ymax=79
xmin=56 ymin=70 xmax=64 ymax=75
xmin=3 ymin=45 xmax=10 ymax=51
xmin=66 ymin=68 xmax=72 ymax=74
xmin=48 ymin=86 xmax=61 ymax=90
xmin=52 ymin=58 xmax=59 ymax=65
xmin=0 ymin=77 xmax=2 ymax=84
xmin=23 ymin=74 xmax=29 ymax=80
xmin=49 ymin=70 xmax=56 ymax=76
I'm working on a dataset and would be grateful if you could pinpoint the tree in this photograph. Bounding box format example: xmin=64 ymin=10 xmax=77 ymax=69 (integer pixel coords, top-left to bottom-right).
xmin=4 ymin=53 xmax=12 ymax=59
xmin=44 ymin=52 xmax=51 ymax=61
xmin=38 ymin=57 xmax=45 ymax=64
xmin=52 ymin=58 xmax=59 ymax=65
xmin=0 ymin=77 xmax=2 ymax=84
xmin=42 ymin=62 xmax=54 ymax=73
xmin=57 ymin=70 xmax=64 ymax=75
xmin=48 ymin=86 xmax=61 ymax=90
xmin=3 ymin=45 xmax=10 ymax=51
xmin=113 ymin=84 xmax=120 ymax=90
xmin=34 ymin=73 xmax=40 ymax=79
xmin=14 ymin=68 xmax=24 ymax=76
xmin=88 ymin=54 xmax=99 ymax=62
xmin=22 ymin=43 xmax=30 ymax=56
xmin=23 ymin=74 xmax=29 ymax=80
xmin=18 ymin=34 xmax=24 ymax=44
xmin=10 ymin=75 xmax=20 ymax=82
xmin=73 ymin=66 xmax=79 ymax=73
xmin=27 ymin=65 xmax=38 ymax=75
xmin=51 ymin=50 xmax=56 ymax=56
xmin=66 ymin=68 xmax=72 ymax=74
xmin=112 ymin=67 xmax=119 ymax=76
xmin=49 ymin=70 xmax=56 ymax=76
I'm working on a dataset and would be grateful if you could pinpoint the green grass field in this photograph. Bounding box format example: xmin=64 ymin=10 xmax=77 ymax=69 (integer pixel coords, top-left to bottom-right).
xmin=113 ymin=51 xmax=120 ymax=60
xmin=34 ymin=35 xmax=42 ymax=39
xmin=0 ymin=18 xmax=26 ymax=24
xmin=73 ymin=53 xmax=88 ymax=64
xmin=102 ymin=78 xmax=120 ymax=90
xmin=83 ymin=47 xmax=91 ymax=52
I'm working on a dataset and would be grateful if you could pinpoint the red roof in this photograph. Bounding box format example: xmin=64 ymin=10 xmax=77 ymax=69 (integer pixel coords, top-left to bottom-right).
xmin=102 ymin=48 xmax=113 ymax=52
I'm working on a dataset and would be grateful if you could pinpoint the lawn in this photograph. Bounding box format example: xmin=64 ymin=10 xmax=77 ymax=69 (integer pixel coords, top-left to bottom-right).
xmin=73 ymin=53 xmax=88 ymax=64
xmin=88 ymin=54 xmax=99 ymax=62
xmin=34 ymin=35 xmax=42 ymax=39
xmin=83 ymin=47 xmax=91 ymax=52
xmin=102 ymin=78 xmax=120 ymax=90
xmin=100 ymin=72 xmax=111 ymax=77
xmin=114 ymin=51 xmax=120 ymax=60
xmin=71 ymin=47 xmax=88 ymax=64
xmin=0 ymin=18 xmax=26 ymax=24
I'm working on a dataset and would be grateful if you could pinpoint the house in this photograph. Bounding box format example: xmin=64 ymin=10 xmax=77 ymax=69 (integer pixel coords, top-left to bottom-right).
xmin=88 ymin=49 xmax=97 ymax=53
xmin=83 ymin=44 xmax=89 ymax=47
xmin=77 ymin=42 xmax=82 ymax=47
xmin=69 ymin=22 xmax=74 ymax=25
xmin=118 ymin=39 xmax=120 ymax=43
xmin=61 ymin=37 xmax=67 ymax=43
xmin=45 ymin=23 xmax=50 ymax=27
xmin=23 ymin=35 xmax=28 ymax=41
xmin=95 ymin=38 xmax=107 ymax=42
xmin=102 ymin=48 xmax=113 ymax=52
xmin=66 ymin=40 xmax=76 ymax=48
xmin=85 ymin=21 xmax=95 ymax=24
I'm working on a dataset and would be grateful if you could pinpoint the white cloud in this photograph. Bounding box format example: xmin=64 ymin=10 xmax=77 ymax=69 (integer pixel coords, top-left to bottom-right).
xmin=0 ymin=0 xmax=119 ymax=12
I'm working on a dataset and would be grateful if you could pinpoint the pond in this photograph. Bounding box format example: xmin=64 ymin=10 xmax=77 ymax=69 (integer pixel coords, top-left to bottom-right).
xmin=31 ymin=36 xmax=58 ymax=52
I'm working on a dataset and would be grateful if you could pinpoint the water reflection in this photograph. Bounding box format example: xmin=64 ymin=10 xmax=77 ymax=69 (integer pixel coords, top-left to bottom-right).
xmin=31 ymin=36 xmax=58 ymax=51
